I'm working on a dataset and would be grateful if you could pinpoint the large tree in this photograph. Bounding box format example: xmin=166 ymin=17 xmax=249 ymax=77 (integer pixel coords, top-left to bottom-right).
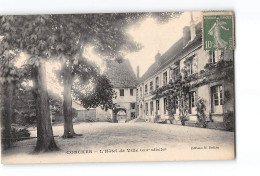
xmin=0 ymin=15 xmax=59 ymax=152
xmin=0 ymin=49 xmax=21 ymax=149
xmin=0 ymin=20 xmax=29 ymax=149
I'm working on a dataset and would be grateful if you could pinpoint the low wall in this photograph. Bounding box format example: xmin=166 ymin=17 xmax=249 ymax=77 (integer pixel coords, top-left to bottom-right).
xmin=76 ymin=109 xmax=96 ymax=122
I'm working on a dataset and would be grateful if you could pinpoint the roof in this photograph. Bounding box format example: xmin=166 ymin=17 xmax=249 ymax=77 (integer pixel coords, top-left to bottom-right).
xmin=138 ymin=22 xmax=202 ymax=84
xmin=105 ymin=59 xmax=137 ymax=88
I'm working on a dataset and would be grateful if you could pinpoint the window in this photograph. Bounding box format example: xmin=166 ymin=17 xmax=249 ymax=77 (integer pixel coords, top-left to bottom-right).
xmin=220 ymin=50 xmax=224 ymax=58
xmin=209 ymin=51 xmax=216 ymax=64
xmin=164 ymin=98 xmax=167 ymax=114
xmin=145 ymin=103 xmax=148 ymax=116
xmin=174 ymin=96 xmax=179 ymax=109
xmin=209 ymin=50 xmax=224 ymax=63
xmin=150 ymin=81 xmax=153 ymax=92
xmin=130 ymin=103 xmax=135 ymax=110
xmin=120 ymin=89 xmax=124 ymax=96
xmin=140 ymin=87 xmax=142 ymax=97
xmin=163 ymin=72 xmax=167 ymax=86
xmin=172 ymin=67 xmax=180 ymax=81
xmin=136 ymin=89 xmax=138 ymax=97
xmin=145 ymin=84 xmax=148 ymax=95
xmin=211 ymin=85 xmax=223 ymax=113
xmin=156 ymin=100 xmax=160 ymax=111
xmin=174 ymin=96 xmax=178 ymax=114
xmin=189 ymin=91 xmax=196 ymax=114
xmin=130 ymin=89 xmax=134 ymax=96
xmin=131 ymin=112 xmax=135 ymax=119
xmin=150 ymin=101 xmax=153 ymax=115
xmin=155 ymin=77 xmax=159 ymax=89
xmin=188 ymin=59 xmax=193 ymax=75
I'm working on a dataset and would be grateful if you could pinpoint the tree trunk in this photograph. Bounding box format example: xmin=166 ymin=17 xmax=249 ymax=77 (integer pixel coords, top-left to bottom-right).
xmin=62 ymin=68 xmax=76 ymax=138
xmin=61 ymin=44 xmax=87 ymax=138
xmin=112 ymin=109 xmax=118 ymax=123
xmin=112 ymin=110 xmax=116 ymax=123
xmin=32 ymin=61 xmax=59 ymax=152
xmin=1 ymin=81 xmax=15 ymax=150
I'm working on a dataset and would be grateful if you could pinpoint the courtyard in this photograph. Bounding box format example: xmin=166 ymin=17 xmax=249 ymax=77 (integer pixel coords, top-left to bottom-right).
xmin=2 ymin=122 xmax=235 ymax=163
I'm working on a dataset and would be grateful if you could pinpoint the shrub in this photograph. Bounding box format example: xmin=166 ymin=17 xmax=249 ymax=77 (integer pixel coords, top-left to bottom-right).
xmin=11 ymin=127 xmax=31 ymax=141
xmin=106 ymin=117 xmax=112 ymax=122
xmin=15 ymin=111 xmax=36 ymax=126
xmin=179 ymin=115 xmax=188 ymax=126
xmin=196 ymin=98 xmax=207 ymax=128
xmin=85 ymin=118 xmax=96 ymax=122
xmin=154 ymin=115 xmax=161 ymax=123
xmin=168 ymin=116 xmax=174 ymax=124
xmin=1 ymin=126 xmax=31 ymax=149
xmin=223 ymin=111 xmax=234 ymax=131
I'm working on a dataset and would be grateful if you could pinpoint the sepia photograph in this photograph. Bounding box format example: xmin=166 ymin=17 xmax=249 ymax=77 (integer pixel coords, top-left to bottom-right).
xmin=0 ymin=11 xmax=235 ymax=164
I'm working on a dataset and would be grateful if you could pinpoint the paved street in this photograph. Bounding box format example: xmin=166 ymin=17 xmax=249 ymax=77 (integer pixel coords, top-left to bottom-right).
xmin=4 ymin=122 xmax=234 ymax=157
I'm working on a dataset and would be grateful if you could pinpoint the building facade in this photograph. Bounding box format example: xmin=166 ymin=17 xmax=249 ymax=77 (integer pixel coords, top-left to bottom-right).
xmin=105 ymin=59 xmax=137 ymax=122
xmin=136 ymin=18 xmax=234 ymax=128
xmin=74 ymin=59 xmax=138 ymax=122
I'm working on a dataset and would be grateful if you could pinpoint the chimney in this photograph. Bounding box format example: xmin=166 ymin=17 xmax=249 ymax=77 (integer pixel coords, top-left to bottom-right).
xmin=190 ymin=12 xmax=196 ymax=41
xmin=137 ymin=66 xmax=140 ymax=79
xmin=182 ymin=12 xmax=196 ymax=48
xmin=182 ymin=26 xmax=191 ymax=47
xmin=155 ymin=52 xmax=161 ymax=63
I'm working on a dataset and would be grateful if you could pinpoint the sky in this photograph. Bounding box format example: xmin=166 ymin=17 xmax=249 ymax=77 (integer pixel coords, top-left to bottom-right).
xmin=125 ymin=11 xmax=201 ymax=77
xmin=83 ymin=11 xmax=201 ymax=77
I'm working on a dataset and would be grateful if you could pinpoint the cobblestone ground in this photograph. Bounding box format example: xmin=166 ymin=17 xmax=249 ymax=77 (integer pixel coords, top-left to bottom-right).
xmin=3 ymin=122 xmax=235 ymax=157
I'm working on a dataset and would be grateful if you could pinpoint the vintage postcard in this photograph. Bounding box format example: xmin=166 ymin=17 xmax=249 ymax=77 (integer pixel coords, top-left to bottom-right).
xmin=0 ymin=11 xmax=235 ymax=164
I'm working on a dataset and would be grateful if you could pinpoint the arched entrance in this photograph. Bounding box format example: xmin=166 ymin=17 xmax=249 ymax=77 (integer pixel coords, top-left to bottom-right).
xmin=112 ymin=107 xmax=127 ymax=123
xmin=117 ymin=109 xmax=127 ymax=123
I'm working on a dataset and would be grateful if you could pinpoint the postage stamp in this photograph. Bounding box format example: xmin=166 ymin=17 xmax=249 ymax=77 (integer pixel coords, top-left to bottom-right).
xmin=202 ymin=11 xmax=235 ymax=50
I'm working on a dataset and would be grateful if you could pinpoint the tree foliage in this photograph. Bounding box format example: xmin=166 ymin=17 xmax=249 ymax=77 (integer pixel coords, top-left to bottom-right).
xmin=73 ymin=74 xmax=116 ymax=111
xmin=14 ymin=84 xmax=37 ymax=126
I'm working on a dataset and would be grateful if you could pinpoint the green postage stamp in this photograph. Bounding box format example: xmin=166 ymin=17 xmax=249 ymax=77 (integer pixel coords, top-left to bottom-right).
xmin=202 ymin=11 xmax=235 ymax=50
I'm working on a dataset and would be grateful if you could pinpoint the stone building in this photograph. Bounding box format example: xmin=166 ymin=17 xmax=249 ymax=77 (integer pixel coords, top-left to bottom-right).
xmin=74 ymin=59 xmax=138 ymax=122
xmin=136 ymin=16 xmax=234 ymax=129
xmin=104 ymin=59 xmax=138 ymax=122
